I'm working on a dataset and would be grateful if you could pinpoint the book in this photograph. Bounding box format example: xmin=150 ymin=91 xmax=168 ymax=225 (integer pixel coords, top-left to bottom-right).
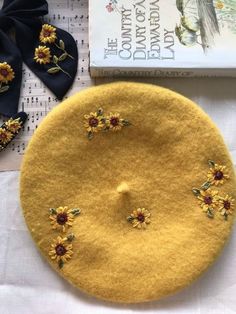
xmin=89 ymin=0 xmax=236 ymax=77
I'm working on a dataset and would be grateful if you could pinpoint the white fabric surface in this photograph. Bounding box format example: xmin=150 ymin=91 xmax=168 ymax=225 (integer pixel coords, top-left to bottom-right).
xmin=1 ymin=78 xmax=236 ymax=314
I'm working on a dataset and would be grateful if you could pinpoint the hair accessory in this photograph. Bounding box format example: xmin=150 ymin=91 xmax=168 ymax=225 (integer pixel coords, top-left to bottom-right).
xmin=0 ymin=0 xmax=78 ymax=117
xmin=0 ymin=112 xmax=27 ymax=152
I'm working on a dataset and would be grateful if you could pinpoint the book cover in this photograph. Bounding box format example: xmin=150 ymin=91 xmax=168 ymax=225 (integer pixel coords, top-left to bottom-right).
xmin=89 ymin=0 xmax=236 ymax=77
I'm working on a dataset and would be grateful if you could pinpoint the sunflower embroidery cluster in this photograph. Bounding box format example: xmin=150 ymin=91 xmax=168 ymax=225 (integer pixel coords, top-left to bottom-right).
xmin=0 ymin=117 xmax=23 ymax=151
xmin=0 ymin=62 xmax=15 ymax=94
xmin=84 ymin=108 xmax=131 ymax=140
xmin=192 ymin=160 xmax=234 ymax=220
xmin=127 ymin=208 xmax=151 ymax=229
xmin=48 ymin=206 xmax=81 ymax=268
xmin=34 ymin=24 xmax=74 ymax=78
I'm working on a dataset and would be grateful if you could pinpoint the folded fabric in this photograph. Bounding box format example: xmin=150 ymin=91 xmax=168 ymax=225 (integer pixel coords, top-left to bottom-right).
xmin=0 ymin=0 xmax=78 ymax=117
xmin=20 ymin=82 xmax=236 ymax=303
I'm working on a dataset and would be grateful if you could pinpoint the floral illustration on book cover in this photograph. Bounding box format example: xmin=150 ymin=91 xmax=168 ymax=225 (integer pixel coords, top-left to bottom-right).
xmin=105 ymin=0 xmax=236 ymax=53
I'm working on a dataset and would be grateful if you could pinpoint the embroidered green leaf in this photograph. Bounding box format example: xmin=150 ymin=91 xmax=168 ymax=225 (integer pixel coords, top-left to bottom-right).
xmin=58 ymin=259 xmax=64 ymax=269
xmin=53 ymin=55 xmax=59 ymax=64
xmin=127 ymin=216 xmax=134 ymax=222
xmin=192 ymin=188 xmax=201 ymax=196
xmin=97 ymin=108 xmax=104 ymax=116
xmin=71 ymin=208 xmax=81 ymax=216
xmin=49 ymin=208 xmax=57 ymax=215
xmin=224 ymin=213 xmax=228 ymax=221
xmin=207 ymin=209 xmax=214 ymax=219
xmin=0 ymin=85 xmax=9 ymax=93
xmin=88 ymin=131 xmax=93 ymax=140
xmin=59 ymin=40 xmax=65 ymax=50
xmin=201 ymin=181 xmax=211 ymax=190
xmin=208 ymin=160 xmax=215 ymax=167
xmin=58 ymin=53 xmax=68 ymax=62
xmin=122 ymin=120 xmax=131 ymax=126
xmin=67 ymin=234 xmax=75 ymax=242
xmin=47 ymin=67 xmax=60 ymax=74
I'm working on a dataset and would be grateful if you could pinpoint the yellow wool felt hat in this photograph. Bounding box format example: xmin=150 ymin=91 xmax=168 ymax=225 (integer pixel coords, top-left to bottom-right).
xmin=20 ymin=82 xmax=236 ymax=303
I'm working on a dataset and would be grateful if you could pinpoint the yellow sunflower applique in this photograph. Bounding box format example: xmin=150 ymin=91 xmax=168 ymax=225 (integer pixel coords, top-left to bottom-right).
xmin=39 ymin=24 xmax=57 ymax=44
xmin=84 ymin=108 xmax=131 ymax=140
xmin=49 ymin=206 xmax=81 ymax=233
xmin=197 ymin=188 xmax=219 ymax=218
xmin=4 ymin=118 xmax=22 ymax=134
xmin=84 ymin=108 xmax=105 ymax=139
xmin=127 ymin=208 xmax=151 ymax=229
xmin=49 ymin=234 xmax=75 ymax=269
xmin=218 ymin=195 xmax=234 ymax=220
xmin=106 ymin=112 xmax=131 ymax=132
xmin=192 ymin=160 xmax=233 ymax=220
xmin=0 ymin=62 xmax=15 ymax=94
xmin=39 ymin=24 xmax=74 ymax=60
xmin=34 ymin=46 xmax=52 ymax=64
xmin=0 ymin=128 xmax=13 ymax=146
xmin=207 ymin=160 xmax=229 ymax=186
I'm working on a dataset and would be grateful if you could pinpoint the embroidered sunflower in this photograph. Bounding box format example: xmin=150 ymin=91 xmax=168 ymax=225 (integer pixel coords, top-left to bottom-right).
xmin=0 ymin=128 xmax=13 ymax=145
xmin=127 ymin=208 xmax=151 ymax=229
xmin=0 ymin=62 xmax=15 ymax=83
xmin=34 ymin=46 xmax=52 ymax=64
xmin=198 ymin=189 xmax=219 ymax=210
xmin=107 ymin=113 xmax=124 ymax=131
xmin=107 ymin=112 xmax=131 ymax=131
xmin=49 ymin=206 xmax=81 ymax=232
xmin=39 ymin=24 xmax=57 ymax=44
xmin=207 ymin=162 xmax=229 ymax=186
xmin=4 ymin=118 xmax=22 ymax=134
xmin=215 ymin=1 xmax=224 ymax=9
xmin=49 ymin=235 xmax=74 ymax=268
xmin=84 ymin=112 xmax=104 ymax=133
xmin=218 ymin=195 xmax=234 ymax=219
xmin=197 ymin=188 xmax=218 ymax=218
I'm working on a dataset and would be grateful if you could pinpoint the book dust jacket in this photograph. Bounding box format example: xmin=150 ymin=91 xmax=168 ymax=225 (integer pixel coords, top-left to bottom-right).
xmin=89 ymin=0 xmax=236 ymax=77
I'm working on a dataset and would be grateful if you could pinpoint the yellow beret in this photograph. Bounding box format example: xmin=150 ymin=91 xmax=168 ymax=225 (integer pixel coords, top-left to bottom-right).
xmin=20 ymin=82 xmax=236 ymax=303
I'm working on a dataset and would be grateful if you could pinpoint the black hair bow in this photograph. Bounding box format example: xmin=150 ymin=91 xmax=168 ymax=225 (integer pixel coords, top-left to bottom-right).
xmin=0 ymin=0 xmax=78 ymax=117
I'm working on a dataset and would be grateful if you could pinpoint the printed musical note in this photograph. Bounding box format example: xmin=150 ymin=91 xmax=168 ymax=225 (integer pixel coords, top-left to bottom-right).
xmin=0 ymin=0 xmax=93 ymax=171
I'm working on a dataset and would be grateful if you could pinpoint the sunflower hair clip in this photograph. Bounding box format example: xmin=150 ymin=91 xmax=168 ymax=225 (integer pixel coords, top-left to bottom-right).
xmin=0 ymin=62 xmax=15 ymax=94
xmin=0 ymin=112 xmax=27 ymax=152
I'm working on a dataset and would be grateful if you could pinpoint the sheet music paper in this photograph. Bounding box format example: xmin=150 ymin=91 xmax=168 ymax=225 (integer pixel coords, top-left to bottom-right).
xmin=0 ymin=0 xmax=94 ymax=171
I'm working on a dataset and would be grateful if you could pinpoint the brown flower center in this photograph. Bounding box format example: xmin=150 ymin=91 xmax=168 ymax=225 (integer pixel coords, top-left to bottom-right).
xmin=55 ymin=244 xmax=67 ymax=256
xmin=0 ymin=132 xmax=7 ymax=140
xmin=137 ymin=213 xmax=145 ymax=222
xmin=11 ymin=123 xmax=18 ymax=129
xmin=0 ymin=69 xmax=9 ymax=77
xmin=204 ymin=196 xmax=212 ymax=205
xmin=223 ymin=200 xmax=231 ymax=210
xmin=38 ymin=52 xmax=46 ymax=59
xmin=89 ymin=117 xmax=99 ymax=127
xmin=43 ymin=30 xmax=52 ymax=37
xmin=56 ymin=213 xmax=68 ymax=225
xmin=214 ymin=170 xmax=224 ymax=180
xmin=110 ymin=117 xmax=119 ymax=127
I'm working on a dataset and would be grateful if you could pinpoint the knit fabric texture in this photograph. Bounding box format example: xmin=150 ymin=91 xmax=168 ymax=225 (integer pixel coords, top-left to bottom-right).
xmin=20 ymin=82 xmax=236 ymax=303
